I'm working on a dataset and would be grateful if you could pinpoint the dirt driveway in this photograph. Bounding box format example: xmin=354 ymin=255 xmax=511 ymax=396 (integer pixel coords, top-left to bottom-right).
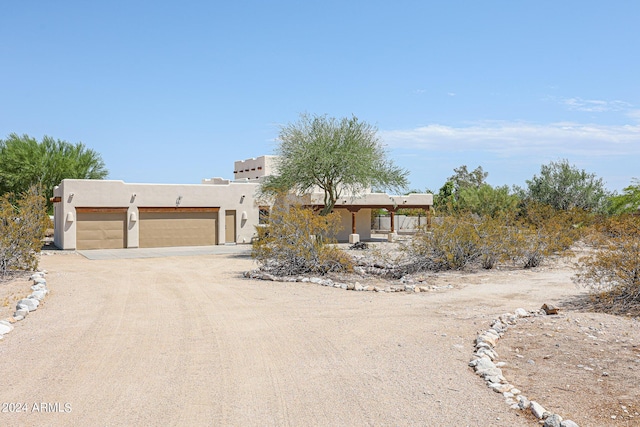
xmin=0 ymin=250 xmax=637 ymax=426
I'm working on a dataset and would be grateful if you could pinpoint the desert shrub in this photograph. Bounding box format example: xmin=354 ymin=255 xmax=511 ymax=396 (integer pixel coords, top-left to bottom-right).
xmin=475 ymin=214 xmax=515 ymax=269
xmin=252 ymin=199 xmax=352 ymax=276
xmin=404 ymin=212 xmax=482 ymax=271
xmin=403 ymin=203 xmax=586 ymax=272
xmin=507 ymin=202 xmax=591 ymax=268
xmin=0 ymin=185 xmax=49 ymax=277
xmin=573 ymin=214 xmax=640 ymax=315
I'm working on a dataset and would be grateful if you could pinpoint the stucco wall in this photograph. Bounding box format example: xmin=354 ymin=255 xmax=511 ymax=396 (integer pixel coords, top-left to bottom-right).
xmin=53 ymin=179 xmax=261 ymax=250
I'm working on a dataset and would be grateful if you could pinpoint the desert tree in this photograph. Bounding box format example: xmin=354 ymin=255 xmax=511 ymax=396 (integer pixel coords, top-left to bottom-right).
xmin=523 ymin=159 xmax=610 ymax=213
xmin=0 ymin=133 xmax=108 ymax=206
xmin=608 ymin=178 xmax=640 ymax=215
xmin=262 ymin=114 xmax=408 ymax=215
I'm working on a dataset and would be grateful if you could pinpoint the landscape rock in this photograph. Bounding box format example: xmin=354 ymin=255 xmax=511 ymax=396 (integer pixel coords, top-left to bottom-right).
xmin=517 ymin=395 xmax=530 ymax=410
xmin=530 ymin=401 xmax=547 ymax=419
xmin=560 ymin=420 xmax=580 ymax=427
xmin=17 ymin=298 xmax=39 ymax=312
xmin=30 ymin=272 xmax=46 ymax=280
xmin=13 ymin=308 xmax=29 ymax=319
xmin=544 ymin=414 xmax=563 ymax=427
xmin=0 ymin=322 xmax=14 ymax=335
xmin=32 ymin=277 xmax=47 ymax=285
xmin=30 ymin=290 xmax=48 ymax=301
xmin=542 ymin=303 xmax=559 ymax=315
xmin=31 ymin=283 xmax=47 ymax=291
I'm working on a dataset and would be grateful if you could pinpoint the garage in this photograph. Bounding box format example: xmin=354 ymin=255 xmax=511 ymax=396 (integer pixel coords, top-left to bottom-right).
xmin=76 ymin=208 xmax=127 ymax=250
xmin=138 ymin=207 xmax=219 ymax=248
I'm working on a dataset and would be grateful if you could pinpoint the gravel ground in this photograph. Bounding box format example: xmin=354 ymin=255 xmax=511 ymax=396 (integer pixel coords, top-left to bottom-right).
xmin=0 ymin=248 xmax=636 ymax=426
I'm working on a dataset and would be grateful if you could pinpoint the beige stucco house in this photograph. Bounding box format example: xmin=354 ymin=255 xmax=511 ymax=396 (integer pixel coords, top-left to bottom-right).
xmin=52 ymin=156 xmax=432 ymax=250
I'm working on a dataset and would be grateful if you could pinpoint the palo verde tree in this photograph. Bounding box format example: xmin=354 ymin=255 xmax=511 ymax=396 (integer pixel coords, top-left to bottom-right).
xmin=262 ymin=114 xmax=408 ymax=215
xmin=0 ymin=133 xmax=108 ymax=206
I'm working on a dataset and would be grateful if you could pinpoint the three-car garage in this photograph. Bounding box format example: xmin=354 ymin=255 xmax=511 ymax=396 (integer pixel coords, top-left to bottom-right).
xmin=74 ymin=207 xmax=220 ymax=250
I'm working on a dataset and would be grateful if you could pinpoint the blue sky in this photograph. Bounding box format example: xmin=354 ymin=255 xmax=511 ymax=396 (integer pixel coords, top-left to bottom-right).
xmin=2 ymin=1 xmax=638 ymax=192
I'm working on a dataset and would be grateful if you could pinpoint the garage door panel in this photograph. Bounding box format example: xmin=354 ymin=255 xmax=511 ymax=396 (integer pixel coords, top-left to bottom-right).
xmin=139 ymin=211 xmax=217 ymax=248
xmin=76 ymin=212 xmax=126 ymax=250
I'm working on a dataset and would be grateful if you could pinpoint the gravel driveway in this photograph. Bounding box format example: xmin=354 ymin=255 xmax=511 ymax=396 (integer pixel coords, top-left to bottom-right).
xmin=0 ymin=251 xmax=585 ymax=426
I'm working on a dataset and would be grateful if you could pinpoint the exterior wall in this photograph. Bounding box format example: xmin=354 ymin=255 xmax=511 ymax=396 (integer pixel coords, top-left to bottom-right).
xmin=335 ymin=209 xmax=372 ymax=242
xmin=233 ymin=155 xmax=278 ymax=181
xmin=53 ymin=179 xmax=261 ymax=250
xmin=52 ymin=155 xmax=433 ymax=250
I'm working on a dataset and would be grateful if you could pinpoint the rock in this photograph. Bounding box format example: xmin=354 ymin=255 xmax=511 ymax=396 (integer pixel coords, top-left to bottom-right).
xmin=17 ymin=298 xmax=39 ymax=312
xmin=530 ymin=401 xmax=547 ymax=419
xmin=32 ymin=277 xmax=47 ymax=285
xmin=476 ymin=333 xmax=498 ymax=347
xmin=517 ymin=395 xmax=530 ymax=410
xmin=0 ymin=322 xmax=13 ymax=334
xmin=474 ymin=357 xmax=497 ymax=371
xmin=12 ymin=314 xmax=25 ymax=321
xmin=13 ymin=308 xmax=29 ymax=319
xmin=560 ymin=421 xmax=580 ymax=427
xmin=544 ymin=414 xmax=563 ymax=427
xmin=475 ymin=348 xmax=498 ymax=360
xmin=488 ymin=383 xmax=512 ymax=393
xmin=346 ymin=283 xmax=355 ymax=290
xmin=515 ymin=308 xmax=529 ymax=317
xmin=30 ymin=290 xmax=48 ymax=301
xmin=541 ymin=303 xmax=559 ymax=315
xmin=404 ymin=284 xmax=415 ymax=292
xmin=31 ymin=283 xmax=47 ymax=291
xmin=30 ymin=272 xmax=45 ymax=280
xmin=484 ymin=374 xmax=505 ymax=384
xmin=354 ymin=283 xmax=364 ymax=291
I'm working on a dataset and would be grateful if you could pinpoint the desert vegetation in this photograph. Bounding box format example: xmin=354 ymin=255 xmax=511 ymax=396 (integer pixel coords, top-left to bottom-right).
xmin=0 ymin=185 xmax=50 ymax=278
xmin=251 ymin=197 xmax=353 ymax=276
xmin=254 ymin=158 xmax=640 ymax=317
xmin=573 ymin=214 xmax=640 ymax=316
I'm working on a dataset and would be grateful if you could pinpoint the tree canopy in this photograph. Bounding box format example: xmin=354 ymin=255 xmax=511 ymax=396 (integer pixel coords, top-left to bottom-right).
xmin=523 ymin=159 xmax=610 ymax=213
xmin=0 ymin=133 xmax=108 ymax=203
xmin=262 ymin=114 xmax=408 ymax=215
xmin=608 ymin=178 xmax=640 ymax=215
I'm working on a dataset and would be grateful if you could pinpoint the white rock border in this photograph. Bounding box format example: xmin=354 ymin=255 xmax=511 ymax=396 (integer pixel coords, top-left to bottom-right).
xmin=243 ymin=270 xmax=453 ymax=293
xmin=469 ymin=307 xmax=580 ymax=427
xmin=0 ymin=271 xmax=48 ymax=340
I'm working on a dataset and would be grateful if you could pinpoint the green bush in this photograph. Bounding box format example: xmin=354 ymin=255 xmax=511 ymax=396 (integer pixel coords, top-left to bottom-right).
xmin=0 ymin=186 xmax=49 ymax=277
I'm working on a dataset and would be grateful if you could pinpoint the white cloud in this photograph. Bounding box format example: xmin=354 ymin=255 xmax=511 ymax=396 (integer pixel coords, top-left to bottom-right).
xmin=562 ymin=97 xmax=632 ymax=112
xmin=627 ymin=109 xmax=640 ymax=122
xmin=380 ymin=121 xmax=640 ymax=158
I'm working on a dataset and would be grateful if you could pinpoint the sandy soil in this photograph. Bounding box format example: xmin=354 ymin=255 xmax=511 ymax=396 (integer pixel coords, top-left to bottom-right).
xmin=0 ymin=248 xmax=638 ymax=426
